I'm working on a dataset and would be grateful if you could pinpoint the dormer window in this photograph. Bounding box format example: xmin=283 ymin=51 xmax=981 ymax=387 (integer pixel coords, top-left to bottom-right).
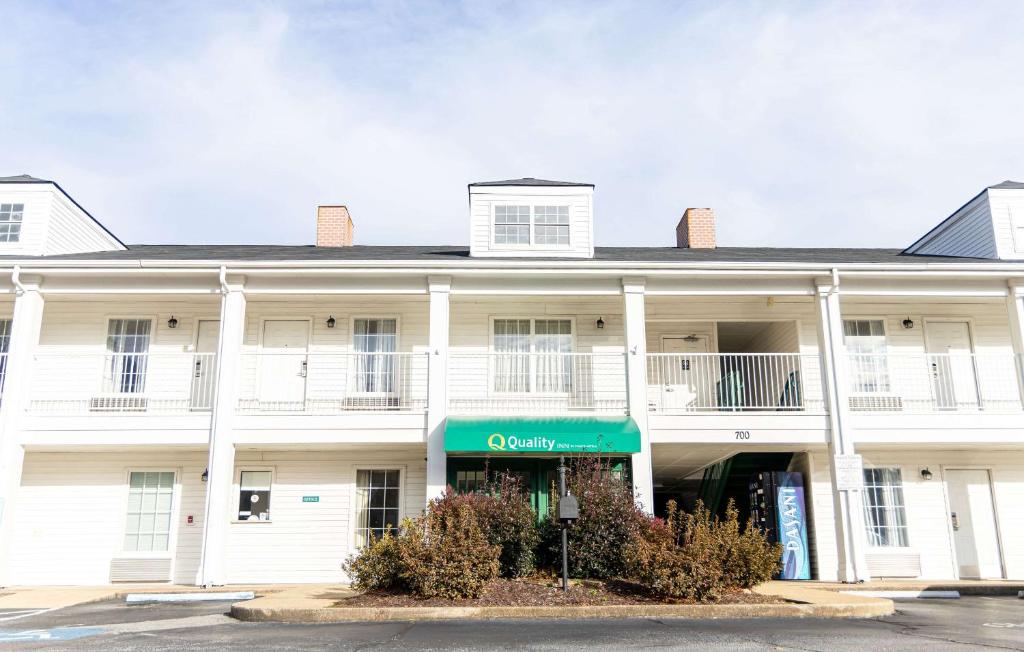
xmin=0 ymin=203 xmax=23 ymax=243
xmin=493 ymin=204 xmax=570 ymax=247
xmin=494 ymin=205 xmax=531 ymax=245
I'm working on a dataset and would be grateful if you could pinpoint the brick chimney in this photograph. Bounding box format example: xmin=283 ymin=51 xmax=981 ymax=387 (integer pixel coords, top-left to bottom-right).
xmin=316 ymin=205 xmax=354 ymax=247
xmin=676 ymin=208 xmax=716 ymax=249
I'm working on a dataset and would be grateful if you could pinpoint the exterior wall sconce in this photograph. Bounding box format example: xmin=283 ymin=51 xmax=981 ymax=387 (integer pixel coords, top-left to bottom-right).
xmin=902 ymin=317 xmax=915 ymax=329
xmin=201 ymin=468 xmax=209 ymax=482
xmin=596 ymin=317 xmax=605 ymax=329
xmin=326 ymin=315 xmax=337 ymax=329
xmin=167 ymin=316 xmax=178 ymax=329
xmin=920 ymin=467 xmax=933 ymax=480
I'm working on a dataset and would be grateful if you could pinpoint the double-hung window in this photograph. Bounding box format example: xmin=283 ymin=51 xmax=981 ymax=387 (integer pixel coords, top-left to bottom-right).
xmin=238 ymin=470 xmax=272 ymax=521
xmin=862 ymin=467 xmax=909 ymax=547
xmin=353 ymin=318 xmax=397 ymax=394
xmin=843 ymin=319 xmax=890 ymax=393
xmin=493 ymin=318 xmax=573 ymax=394
xmin=493 ymin=205 xmax=570 ymax=246
xmin=106 ymin=319 xmax=152 ymax=394
xmin=0 ymin=319 xmax=10 ymax=396
xmin=123 ymin=471 xmax=175 ymax=552
xmin=355 ymin=469 xmax=401 ymax=546
xmin=533 ymin=206 xmax=570 ymax=245
xmin=0 ymin=204 xmax=23 ymax=243
xmin=494 ymin=205 xmax=531 ymax=245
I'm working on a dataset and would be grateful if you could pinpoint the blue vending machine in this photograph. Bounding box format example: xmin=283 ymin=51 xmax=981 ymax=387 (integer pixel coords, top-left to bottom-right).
xmin=749 ymin=471 xmax=811 ymax=580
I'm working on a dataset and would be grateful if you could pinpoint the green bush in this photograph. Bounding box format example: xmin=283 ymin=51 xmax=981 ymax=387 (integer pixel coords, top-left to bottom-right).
xmin=342 ymin=525 xmax=406 ymax=592
xmin=625 ymin=499 xmax=782 ymax=602
xmin=476 ymin=473 xmax=540 ymax=578
xmin=540 ymin=457 xmax=647 ymax=579
xmin=400 ymin=500 xmax=500 ymax=599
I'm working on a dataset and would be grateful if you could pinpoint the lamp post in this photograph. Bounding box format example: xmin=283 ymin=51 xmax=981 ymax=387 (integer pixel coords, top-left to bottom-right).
xmin=557 ymin=456 xmax=579 ymax=592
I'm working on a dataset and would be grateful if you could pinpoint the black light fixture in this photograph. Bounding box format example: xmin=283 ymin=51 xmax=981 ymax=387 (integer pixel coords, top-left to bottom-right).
xmin=596 ymin=317 xmax=605 ymax=329
xmin=902 ymin=317 xmax=915 ymax=329
xmin=167 ymin=315 xmax=178 ymax=329
xmin=326 ymin=315 xmax=337 ymax=329
xmin=920 ymin=467 xmax=933 ymax=481
xmin=201 ymin=468 xmax=209 ymax=483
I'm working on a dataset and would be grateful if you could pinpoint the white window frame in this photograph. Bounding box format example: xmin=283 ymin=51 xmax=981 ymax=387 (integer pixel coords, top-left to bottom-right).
xmin=103 ymin=316 xmax=155 ymax=396
xmin=120 ymin=468 xmax=180 ymax=558
xmin=491 ymin=204 xmax=572 ymax=249
xmin=351 ymin=465 xmax=406 ymax=548
xmin=843 ymin=317 xmax=891 ymax=395
xmin=532 ymin=205 xmax=571 ymax=246
xmin=349 ymin=316 xmax=401 ymax=398
xmin=235 ymin=467 xmax=275 ymax=523
xmin=0 ymin=203 xmax=24 ymax=243
xmin=862 ymin=466 xmax=910 ymax=548
xmin=488 ymin=316 xmax=576 ymax=396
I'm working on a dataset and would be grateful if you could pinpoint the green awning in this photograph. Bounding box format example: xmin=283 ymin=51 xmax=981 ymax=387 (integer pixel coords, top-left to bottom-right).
xmin=444 ymin=416 xmax=641 ymax=454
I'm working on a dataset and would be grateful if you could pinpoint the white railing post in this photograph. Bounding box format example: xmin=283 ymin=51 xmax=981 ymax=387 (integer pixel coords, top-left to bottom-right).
xmin=623 ymin=277 xmax=654 ymax=514
xmin=196 ymin=272 xmax=245 ymax=587
xmin=426 ymin=276 xmax=451 ymax=503
xmin=0 ymin=271 xmax=44 ymax=586
xmin=816 ymin=276 xmax=871 ymax=583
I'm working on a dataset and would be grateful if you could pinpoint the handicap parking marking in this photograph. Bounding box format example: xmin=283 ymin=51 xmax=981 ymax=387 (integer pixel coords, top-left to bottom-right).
xmin=0 ymin=626 xmax=105 ymax=642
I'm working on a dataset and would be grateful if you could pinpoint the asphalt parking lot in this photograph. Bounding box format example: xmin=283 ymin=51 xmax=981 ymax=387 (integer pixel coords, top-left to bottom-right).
xmin=0 ymin=595 xmax=1021 ymax=650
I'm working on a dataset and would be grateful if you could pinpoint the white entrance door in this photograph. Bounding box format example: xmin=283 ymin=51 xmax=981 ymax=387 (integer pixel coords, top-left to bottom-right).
xmin=660 ymin=336 xmax=711 ymax=411
xmin=945 ymin=469 xmax=1003 ymax=579
xmin=925 ymin=321 xmax=979 ymax=410
xmin=191 ymin=320 xmax=220 ymax=410
xmin=260 ymin=320 xmax=309 ymax=408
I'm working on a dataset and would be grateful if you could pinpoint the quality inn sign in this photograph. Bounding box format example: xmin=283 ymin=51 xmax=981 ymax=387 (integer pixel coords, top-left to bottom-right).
xmin=445 ymin=417 xmax=642 ymax=454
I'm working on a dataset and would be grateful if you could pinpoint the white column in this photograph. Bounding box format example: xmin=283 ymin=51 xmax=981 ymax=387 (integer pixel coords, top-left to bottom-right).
xmin=0 ymin=271 xmax=45 ymax=586
xmin=196 ymin=273 xmax=245 ymax=587
xmin=623 ymin=277 xmax=654 ymax=514
xmin=425 ymin=275 xmax=451 ymax=503
xmin=815 ymin=276 xmax=871 ymax=583
xmin=1005 ymin=281 xmax=1024 ymax=406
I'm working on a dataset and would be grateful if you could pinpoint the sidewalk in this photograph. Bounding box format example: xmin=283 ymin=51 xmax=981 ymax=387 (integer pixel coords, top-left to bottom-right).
xmin=0 ymin=584 xmax=288 ymax=611
xmin=230 ymin=581 xmax=896 ymax=623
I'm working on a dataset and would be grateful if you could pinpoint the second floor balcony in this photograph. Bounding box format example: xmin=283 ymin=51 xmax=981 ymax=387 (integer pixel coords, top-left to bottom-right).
xmin=845 ymin=352 xmax=1024 ymax=413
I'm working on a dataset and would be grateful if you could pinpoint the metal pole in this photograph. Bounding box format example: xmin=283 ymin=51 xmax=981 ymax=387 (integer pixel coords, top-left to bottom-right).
xmin=559 ymin=456 xmax=568 ymax=592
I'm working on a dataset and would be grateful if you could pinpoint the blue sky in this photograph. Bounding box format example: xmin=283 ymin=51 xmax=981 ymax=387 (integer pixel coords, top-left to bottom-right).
xmin=1 ymin=1 xmax=1023 ymax=248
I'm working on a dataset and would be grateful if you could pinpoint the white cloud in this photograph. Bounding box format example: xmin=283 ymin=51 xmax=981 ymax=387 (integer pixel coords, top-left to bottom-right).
xmin=1 ymin=1 xmax=1022 ymax=248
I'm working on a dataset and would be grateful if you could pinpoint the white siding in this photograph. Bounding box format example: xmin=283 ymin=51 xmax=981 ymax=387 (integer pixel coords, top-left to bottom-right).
xmin=806 ymin=449 xmax=1024 ymax=581
xmin=10 ymin=451 xmax=207 ymax=585
xmin=225 ymin=447 xmax=426 ymax=584
xmin=0 ymin=182 xmax=122 ymax=257
xmin=988 ymin=188 xmax=1024 ymax=259
xmin=469 ymin=185 xmax=595 ymax=258
xmin=908 ymin=191 xmax=997 ymax=259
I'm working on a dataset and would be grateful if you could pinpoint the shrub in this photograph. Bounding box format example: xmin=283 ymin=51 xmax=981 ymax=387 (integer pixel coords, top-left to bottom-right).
xmin=540 ymin=457 xmax=647 ymax=579
xmin=342 ymin=524 xmax=406 ymax=593
xmin=625 ymin=499 xmax=782 ymax=602
xmin=400 ymin=499 xmax=500 ymax=599
xmin=477 ymin=473 xmax=540 ymax=578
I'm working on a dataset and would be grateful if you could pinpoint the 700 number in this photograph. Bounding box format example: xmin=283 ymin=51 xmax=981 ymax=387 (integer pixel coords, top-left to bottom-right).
xmin=734 ymin=431 xmax=751 ymax=440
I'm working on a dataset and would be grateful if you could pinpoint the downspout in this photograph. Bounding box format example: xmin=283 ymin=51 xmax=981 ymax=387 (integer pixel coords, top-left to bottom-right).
xmin=11 ymin=266 xmax=25 ymax=296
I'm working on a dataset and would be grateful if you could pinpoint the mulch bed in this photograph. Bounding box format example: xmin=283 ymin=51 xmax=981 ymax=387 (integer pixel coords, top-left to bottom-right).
xmin=334 ymin=578 xmax=784 ymax=608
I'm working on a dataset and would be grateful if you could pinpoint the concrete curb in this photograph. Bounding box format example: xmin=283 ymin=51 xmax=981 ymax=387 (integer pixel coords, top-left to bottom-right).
xmin=230 ymin=599 xmax=894 ymax=623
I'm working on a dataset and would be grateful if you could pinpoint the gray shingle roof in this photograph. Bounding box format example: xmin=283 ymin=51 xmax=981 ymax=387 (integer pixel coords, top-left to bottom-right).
xmin=469 ymin=178 xmax=594 ymax=187
xmin=0 ymin=174 xmax=52 ymax=183
xmin=989 ymin=180 xmax=1024 ymax=190
xmin=0 ymin=244 xmax=1006 ymax=265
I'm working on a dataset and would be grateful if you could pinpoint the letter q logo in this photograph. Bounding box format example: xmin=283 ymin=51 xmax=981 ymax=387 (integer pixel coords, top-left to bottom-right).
xmin=487 ymin=433 xmax=506 ymax=451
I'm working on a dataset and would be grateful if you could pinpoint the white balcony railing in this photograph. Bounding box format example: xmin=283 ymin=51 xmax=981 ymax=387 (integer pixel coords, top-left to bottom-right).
xmin=29 ymin=352 xmax=218 ymax=415
xmin=845 ymin=353 xmax=1023 ymax=413
xmin=448 ymin=352 xmax=628 ymax=414
xmin=236 ymin=352 xmax=429 ymax=414
xmin=647 ymin=353 xmax=826 ymax=413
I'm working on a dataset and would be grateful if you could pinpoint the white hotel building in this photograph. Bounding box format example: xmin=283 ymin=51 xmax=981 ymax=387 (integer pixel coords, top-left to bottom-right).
xmin=0 ymin=174 xmax=1022 ymax=587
